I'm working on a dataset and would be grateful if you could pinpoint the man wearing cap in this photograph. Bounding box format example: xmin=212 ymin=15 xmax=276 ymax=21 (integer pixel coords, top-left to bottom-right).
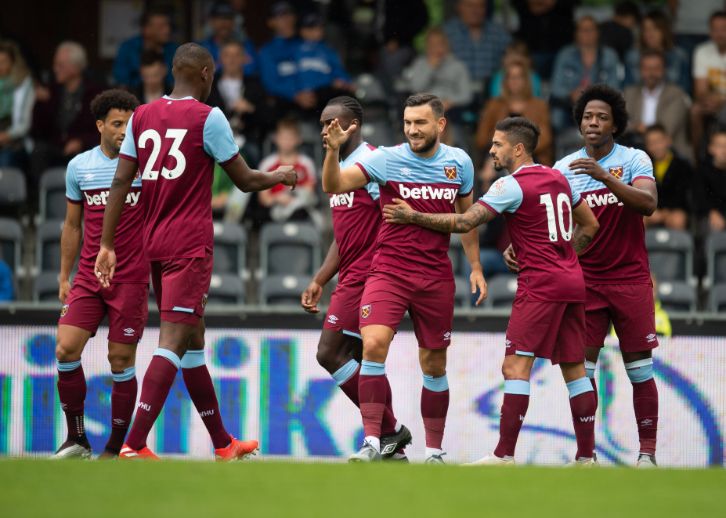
xmin=199 ymin=1 xmax=258 ymax=76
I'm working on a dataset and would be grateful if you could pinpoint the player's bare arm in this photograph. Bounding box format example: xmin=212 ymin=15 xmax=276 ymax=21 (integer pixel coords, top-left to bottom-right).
xmin=223 ymin=155 xmax=298 ymax=192
xmin=301 ymin=241 xmax=340 ymax=314
xmin=456 ymin=194 xmax=487 ymax=305
xmin=383 ymin=198 xmax=494 ymax=233
xmin=59 ymin=201 xmax=82 ymax=302
xmin=569 ymin=158 xmax=658 ymax=215
xmin=322 ymin=118 xmax=368 ymax=193
xmin=571 ymin=200 xmax=600 ymax=255
xmin=96 ymin=157 xmax=137 ymax=288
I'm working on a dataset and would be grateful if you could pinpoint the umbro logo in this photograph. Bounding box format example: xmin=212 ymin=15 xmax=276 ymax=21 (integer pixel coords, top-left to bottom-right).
xmin=646 ymin=333 xmax=657 ymax=343
xmin=640 ymin=418 xmax=653 ymax=427
xmin=83 ymin=173 xmax=95 ymax=181
xmin=400 ymin=167 xmax=412 ymax=176
xmin=443 ymin=331 xmax=451 ymax=341
xmin=381 ymin=443 xmax=397 ymax=455
xmin=113 ymin=418 xmax=126 ymax=426
xmin=123 ymin=328 xmax=135 ymax=337
xmin=327 ymin=314 xmax=339 ymax=325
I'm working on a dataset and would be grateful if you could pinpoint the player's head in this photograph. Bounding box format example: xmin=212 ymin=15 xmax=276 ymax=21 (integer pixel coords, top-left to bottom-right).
xmin=708 ymin=129 xmax=726 ymax=168
xmin=644 ymin=123 xmax=671 ymax=162
xmin=573 ymin=84 xmax=629 ymax=146
xmin=490 ymin=116 xmax=540 ymax=172
xmin=171 ymin=43 xmax=216 ymax=101
xmin=90 ymin=89 xmax=140 ymax=155
xmin=274 ymin=117 xmax=302 ymax=154
xmin=403 ymin=93 xmax=446 ymax=155
xmin=320 ymin=96 xmax=363 ymax=149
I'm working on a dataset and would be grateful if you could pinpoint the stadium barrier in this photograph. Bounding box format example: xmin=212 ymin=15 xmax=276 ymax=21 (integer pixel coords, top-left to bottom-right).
xmin=0 ymin=308 xmax=724 ymax=466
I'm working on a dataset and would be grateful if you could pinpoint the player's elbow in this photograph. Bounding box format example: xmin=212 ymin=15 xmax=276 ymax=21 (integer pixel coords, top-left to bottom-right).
xmin=586 ymin=218 xmax=600 ymax=237
xmin=322 ymin=178 xmax=342 ymax=194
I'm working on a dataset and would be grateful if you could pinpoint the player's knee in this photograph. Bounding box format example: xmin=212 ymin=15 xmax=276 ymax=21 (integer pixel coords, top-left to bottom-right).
xmin=501 ymin=360 xmax=529 ymax=381
xmin=55 ymin=339 xmax=81 ymax=362
xmin=362 ymin=337 xmax=389 ymax=363
xmin=107 ymin=349 xmax=135 ymax=372
xmin=625 ymin=357 xmax=654 ymax=384
xmin=316 ymin=344 xmax=338 ymax=373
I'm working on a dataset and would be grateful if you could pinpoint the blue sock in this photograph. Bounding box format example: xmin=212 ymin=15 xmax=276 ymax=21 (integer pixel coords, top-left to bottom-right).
xmin=360 ymin=360 xmax=385 ymax=376
xmin=504 ymin=379 xmax=530 ymax=395
xmin=422 ymin=373 xmax=449 ymax=392
xmin=331 ymin=359 xmax=359 ymax=386
xmin=566 ymin=377 xmax=594 ymax=399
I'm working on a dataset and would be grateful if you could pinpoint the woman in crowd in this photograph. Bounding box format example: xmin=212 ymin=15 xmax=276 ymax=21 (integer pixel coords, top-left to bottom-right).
xmin=0 ymin=40 xmax=34 ymax=167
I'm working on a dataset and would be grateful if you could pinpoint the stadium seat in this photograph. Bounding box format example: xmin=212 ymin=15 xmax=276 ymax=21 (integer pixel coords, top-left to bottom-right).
xmin=449 ymin=233 xmax=465 ymax=277
xmin=656 ymin=281 xmax=697 ymax=312
xmin=705 ymin=231 xmax=726 ymax=287
xmin=485 ymin=274 xmax=518 ymax=308
xmin=0 ymin=217 xmax=23 ymax=276
xmin=645 ymin=229 xmax=694 ymax=284
xmin=207 ymin=273 xmax=245 ymax=305
xmin=33 ymin=271 xmax=59 ymax=302
xmin=454 ymin=276 xmax=471 ymax=307
xmin=0 ymin=167 xmax=27 ymax=209
xmin=38 ymin=167 xmax=67 ymax=223
xmin=213 ymin=222 xmax=247 ymax=276
xmin=260 ymin=274 xmax=311 ymax=306
xmin=361 ymin=120 xmax=395 ymax=148
xmin=259 ymin=222 xmax=321 ymax=276
xmin=708 ymin=283 xmax=726 ymax=312
xmin=35 ymin=219 xmax=64 ymax=274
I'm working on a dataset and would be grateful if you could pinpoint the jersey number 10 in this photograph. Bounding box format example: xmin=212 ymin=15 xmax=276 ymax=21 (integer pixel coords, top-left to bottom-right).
xmin=138 ymin=128 xmax=189 ymax=180
xmin=539 ymin=193 xmax=573 ymax=242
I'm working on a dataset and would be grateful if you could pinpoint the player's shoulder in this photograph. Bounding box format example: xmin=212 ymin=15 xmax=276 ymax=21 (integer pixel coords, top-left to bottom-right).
xmin=616 ymin=144 xmax=651 ymax=166
xmin=68 ymin=146 xmax=103 ymax=170
xmin=440 ymin=143 xmax=470 ymax=161
xmin=553 ymin=148 xmax=584 ymax=174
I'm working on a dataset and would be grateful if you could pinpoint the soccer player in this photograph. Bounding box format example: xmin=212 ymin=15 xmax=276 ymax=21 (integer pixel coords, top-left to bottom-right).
xmin=322 ymin=93 xmax=486 ymax=463
xmin=384 ymin=117 xmax=601 ymax=465
xmin=54 ymin=89 xmax=143 ymax=459
xmin=95 ymin=43 xmax=297 ymax=459
xmin=506 ymin=85 xmax=660 ymax=467
xmin=301 ymin=96 xmax=410 ymax=460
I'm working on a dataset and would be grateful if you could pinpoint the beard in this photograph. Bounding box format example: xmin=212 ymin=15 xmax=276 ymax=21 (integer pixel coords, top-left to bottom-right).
xmin=407 ymin=132 xmax=438 ymax=155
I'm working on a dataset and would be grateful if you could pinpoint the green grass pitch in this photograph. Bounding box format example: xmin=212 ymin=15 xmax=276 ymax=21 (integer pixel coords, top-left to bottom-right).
xmin=1 ymin=459 xmax=724 ymax=517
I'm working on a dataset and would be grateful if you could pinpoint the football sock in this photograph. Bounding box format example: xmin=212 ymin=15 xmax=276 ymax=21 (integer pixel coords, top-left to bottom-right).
xmin=626 ymin=359 xmax=658 ymax=455
xmin=494 ymin=380 xmax=530 ymax=458
xmin=359 ymin=360 xmax=388 ymax=441
xmin=181 ymin=350 xmax=230 ymax=449
xmin=125 ymin=349 xmax=180 ymax=450
xmin=334 ymin=360 xmax=398 ymax=435
xmin=105 ymin=367 xmax=137 ymax=454
xmin=421 ymin=374 xmax=449 ymax=450
xmin=57 ymin=360 xmax=87 ymax=443
xmin=567 ymin=377 xmax=597 ymax=459
xmin=585 ymin=360 xmax=598 ymax=406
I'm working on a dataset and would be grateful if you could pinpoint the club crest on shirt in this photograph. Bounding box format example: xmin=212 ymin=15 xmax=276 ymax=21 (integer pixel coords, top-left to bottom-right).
xmin=201 ymin=293 xmax=208 ymax=309
xmin=60 ymin=304 xmax=69 ymax=317
xmin=444 ymin=166 xmax=457 ymax=180
xmin=361 ymin=304 xmax=371 ymax=319
xmin=609 ymin=166 xmax=624 ymax=179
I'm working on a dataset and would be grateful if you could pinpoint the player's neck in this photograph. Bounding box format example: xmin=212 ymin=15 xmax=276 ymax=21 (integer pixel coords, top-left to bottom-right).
xmin=100 ymin=141 xmax=119 ymax=160
xmin=411 ymin=141 xmax=440 ymax=159
xmin=170 ymin=84 xmax=200 ymax=101
xmin=586 ymin=140 xmax=615 ymax=161
xmin=511 ymin=158 xmax=535 ymax=173
xmin=341 ymin=136 xmax=362 ymax=160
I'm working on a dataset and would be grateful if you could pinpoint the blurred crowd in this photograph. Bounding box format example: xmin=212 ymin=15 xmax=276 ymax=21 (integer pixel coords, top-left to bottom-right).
xmin=0 ymin=0 xmax=725 ymax=304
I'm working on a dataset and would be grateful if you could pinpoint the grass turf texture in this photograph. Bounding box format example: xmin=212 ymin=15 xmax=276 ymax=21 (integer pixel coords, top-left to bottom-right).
xmin=1 ymin=459 xmax=724 ymax=517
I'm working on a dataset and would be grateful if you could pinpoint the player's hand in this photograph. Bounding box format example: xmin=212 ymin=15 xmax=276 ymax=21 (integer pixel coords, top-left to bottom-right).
xmin=569 ymin=158 xmax=609 ymax=182
xmin=323 ymin=118 xmax=357 ymax=151
xmin=382 ymin=198 xmax=415 ymax=225
xmin=503 ymin=244 xmax=519 ymax=273
xmin=58 ymin=279 xmax=71 ymax=303
xmin=470 ymin=267 xmax=488 ymax=306
xmin=275 ymin=165 xmax=298 ymax=190
xmin=94 ymin=246 xmax=116 ymax=289
xmin=301 ymin=281 xmax=323 ymax=313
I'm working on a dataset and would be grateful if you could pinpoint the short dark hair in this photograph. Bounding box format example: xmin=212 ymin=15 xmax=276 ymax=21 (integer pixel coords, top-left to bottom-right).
xmin=614 ymin=1 xmax=641 ymax=22
xmin=326 ymin=96 xmax=364 ymax=126
xmin=90 ymin=89 xmax=139 ymax=121
xmin=494 ymin=116 xmax=540 ymax=155
xmin=140 ymin=8 xmax=170 ymax=28
xmin=172 ymin=42 xmax=213 ymax=70
xmin=640 ymin=48 xmax=666 ymax=65
xmin=276 ymin=116 xmax=300 ymax=134
xmin=573 ymin=84 xmax=629 ymax=139
xmin=140 ymin=50 xmax=165 ymax=68
xmin=404 ymin=93 xmax=445 ymax=118
xmin=711 ymin=10 xmax=726 ymax=24
xmin=644 ymin=123 xmax=668 ymax=136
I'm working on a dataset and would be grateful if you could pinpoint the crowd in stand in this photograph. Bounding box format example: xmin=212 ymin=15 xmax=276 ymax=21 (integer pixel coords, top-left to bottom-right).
xmin=0 ymin=0 xmax=725 ymax=305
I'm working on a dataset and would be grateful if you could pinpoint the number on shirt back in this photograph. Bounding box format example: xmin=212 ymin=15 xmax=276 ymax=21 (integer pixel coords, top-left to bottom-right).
xmin=138 ymin=128 xmax=188 ymax=180
xmin=539 ymin=193 xmax=573 ymax=242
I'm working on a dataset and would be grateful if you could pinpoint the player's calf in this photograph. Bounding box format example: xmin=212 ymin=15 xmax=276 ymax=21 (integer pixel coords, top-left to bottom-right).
xmin=624 ymin=355 xmax=658 ymax=460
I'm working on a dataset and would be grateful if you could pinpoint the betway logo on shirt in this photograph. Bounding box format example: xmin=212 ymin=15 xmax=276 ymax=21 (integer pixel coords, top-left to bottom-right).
xmin=585 ymin=192 xmax=624 ymax=208
xmin=330 ymin=192 xmax=354 ymax=208
xmin=84 ymin=190 xmax=141 ymax=207
xmin=398 ymin=184 xmax=458 ymax=204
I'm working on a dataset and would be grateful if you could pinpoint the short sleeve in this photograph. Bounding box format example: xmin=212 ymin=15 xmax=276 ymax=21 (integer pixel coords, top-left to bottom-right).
xmin=477 ymin=176 xmax=523 ymax=214
xmin=365 ymin=181 xmax=380 ymax=201
xmin=459 ymin=154 xmax=474 ymax=195
xmin=571 ymin=185 xmax=581 ymax=207
xmin=203 ymin=107 xmax=239 ymax=165
xmin=692 ymin=45 xmax=708 ymax=79
xmin=629 ymin=149 xmax=654 ymax=183
xmin=65 ymin=160 xmax=82 ymax=202
xmin=119 ymin=113 xmax=137 ymax=161
xmin=355 ymin=148 xmax=387 ymax=185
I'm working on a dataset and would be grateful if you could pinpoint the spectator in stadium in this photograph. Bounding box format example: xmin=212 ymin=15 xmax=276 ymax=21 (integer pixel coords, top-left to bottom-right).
xmin=29 ymin=41 xmax=102 ymax=189
xmin=401 ymin=27 xmax=473 ymax=113
xmin=0 ymin=40 xmax=34 ymax=168
xmin=598 ymin=1 xmax=641 ymax=62
xmin=512 ymin=0 xmax=576 ymax=80
xmin=691 ymin=11 xmax=726 ymax=163
xmin=0 ymin=256 xmax=12 ymax=302
xmin=624 ymin=10 xmax=690 ymax=93
xmin=550 ymin=16 xmax=621 ymax=132
xmin=623 ymin=50 xmax=692 ymax=160
xmin=199 ymin=1 xmax=258 ymax=76
xmin=211 ymin=162 xmax=235 ymax=219
xmin=443 ymin=0 xmax=511 ymax=87
xmin=698 ymin=129 xmax=726 ymax=232
xmin=475 ymin=58 xmax=553 ymax=165
xmin=112 ymin=8 xmax=177 ymax=89
xmin=131 ymin=51 xmax=168 ymax=104
xmin=643 ymin=124 xmax=692 ymax=230
xmin=488 ymin=41 xmax=543 ymax=99
xmin=471 ymin=157 xmax=510 ymax=279
xmin=294 ymin=12 xmax=355 ymax=112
